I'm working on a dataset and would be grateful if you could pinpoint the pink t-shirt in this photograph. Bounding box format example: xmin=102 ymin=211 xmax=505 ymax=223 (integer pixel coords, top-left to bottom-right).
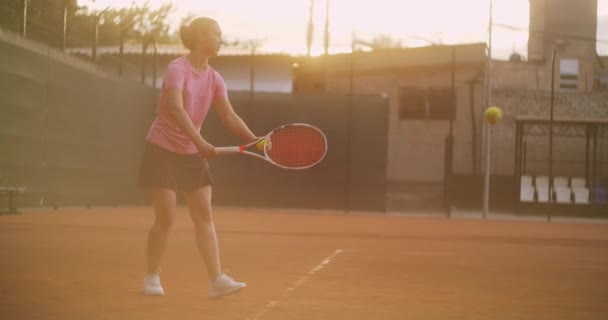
xmin=146 ymin=56 xmax=228 ymax=154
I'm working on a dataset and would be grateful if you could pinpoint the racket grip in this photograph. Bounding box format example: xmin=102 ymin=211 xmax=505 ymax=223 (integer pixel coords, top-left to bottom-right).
xmin=215 ymin=146 xmax=242 ymax=155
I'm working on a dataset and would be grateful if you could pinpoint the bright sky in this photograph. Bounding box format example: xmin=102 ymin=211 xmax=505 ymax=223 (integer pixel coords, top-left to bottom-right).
xmin=83 ymin=0 xmax=608 ymax=58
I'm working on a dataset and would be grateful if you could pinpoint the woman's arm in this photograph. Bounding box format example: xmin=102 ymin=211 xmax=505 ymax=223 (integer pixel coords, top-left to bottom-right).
xmin=213 ymin=96 xmax=257 ymax=143
xmin=165 ymin=88 xmax=216 ymax=156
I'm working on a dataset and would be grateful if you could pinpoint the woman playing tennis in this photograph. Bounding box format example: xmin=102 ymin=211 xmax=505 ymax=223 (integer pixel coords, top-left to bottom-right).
xmin=137 ymin=17 xmax=255 ymax=298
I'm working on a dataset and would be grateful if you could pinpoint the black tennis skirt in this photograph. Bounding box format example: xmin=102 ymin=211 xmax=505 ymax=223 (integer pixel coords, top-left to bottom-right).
xmin=137 ymin=142 xmax=214 ymax=192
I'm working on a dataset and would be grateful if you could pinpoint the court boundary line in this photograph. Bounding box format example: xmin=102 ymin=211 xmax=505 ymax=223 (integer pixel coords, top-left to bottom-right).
xmin=248 ymin=249 xmax=343 ymax=320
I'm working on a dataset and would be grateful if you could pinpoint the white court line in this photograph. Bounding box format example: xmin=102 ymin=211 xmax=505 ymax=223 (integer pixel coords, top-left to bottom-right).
xmin=248 ymin=249 xmax=343 ymax=320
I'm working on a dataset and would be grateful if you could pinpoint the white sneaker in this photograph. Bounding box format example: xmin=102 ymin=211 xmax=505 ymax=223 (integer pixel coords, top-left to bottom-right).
xmin=208 ymin=274 xmax=246 ymax=298
xmin=143 ymin=273 xmax=165 ymax=296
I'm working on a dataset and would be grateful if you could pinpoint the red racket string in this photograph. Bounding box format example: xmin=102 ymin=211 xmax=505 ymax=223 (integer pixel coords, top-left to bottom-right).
xmin=266 ymin=126 xmax=326 ymax=168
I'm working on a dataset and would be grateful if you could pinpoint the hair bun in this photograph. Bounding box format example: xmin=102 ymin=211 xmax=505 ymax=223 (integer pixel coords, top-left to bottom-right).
xmin=179 ymin=25 xmax=193 ymax=49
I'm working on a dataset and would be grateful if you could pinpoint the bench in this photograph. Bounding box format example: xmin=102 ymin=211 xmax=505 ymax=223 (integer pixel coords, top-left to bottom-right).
xmin=0 ymin=187 xmax=26 ymax=215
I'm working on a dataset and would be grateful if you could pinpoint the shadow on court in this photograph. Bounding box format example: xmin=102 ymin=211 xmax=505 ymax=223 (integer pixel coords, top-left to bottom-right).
xmin=1 ymin=207 xmax=608 ymax=320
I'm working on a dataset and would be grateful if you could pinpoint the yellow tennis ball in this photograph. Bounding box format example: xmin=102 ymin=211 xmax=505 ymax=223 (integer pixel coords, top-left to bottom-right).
xmin=484 ymin=106 xmax=503 ymax=124
xmin=256 ymin=139 xmax=266 ymax=151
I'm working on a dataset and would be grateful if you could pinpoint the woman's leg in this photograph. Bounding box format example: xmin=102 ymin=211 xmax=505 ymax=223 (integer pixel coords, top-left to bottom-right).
xmin=183 ymin=186 xmax=222 ymax=281
xmin=184 ymin=186 xmax=246 ymax=297
xmin=146 ymin=188 xmax=177 ymax=275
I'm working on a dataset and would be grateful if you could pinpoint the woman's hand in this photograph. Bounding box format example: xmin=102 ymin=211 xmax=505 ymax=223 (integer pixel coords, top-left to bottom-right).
xmin=196 ymin=140 xmax=216 ymax=158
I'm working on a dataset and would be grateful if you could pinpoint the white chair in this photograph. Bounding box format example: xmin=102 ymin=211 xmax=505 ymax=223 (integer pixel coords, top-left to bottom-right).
xmin=536 ymin=184 xmax=550 ymax=203
xmin=536 ymin=176 xmax=549 ymax=188
xmin=555 ymin=187 xmax=572 ymax=204
xmin=571 ymin=177 xmax=586 ymax=189
xmin=521 ymin=175 xmax=533 ymax=187
xmin=520 ymin=185 xmax=535 ymax=202
xmin=573 ymin=187 xmax=590 ymax=204
xmin=554 ymin=176 xmax=569 ymax=188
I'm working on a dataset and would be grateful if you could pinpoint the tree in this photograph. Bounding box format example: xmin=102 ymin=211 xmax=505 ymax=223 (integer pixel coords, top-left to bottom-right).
xmin=0 ymin=0 xmax=22 ymax=34
xmin=0 ymin=0 xmax=79 ymax=47
xmin=85 ymin=2 xmax=174 ymax=47
xmin=0 ymin=1 xmax=175 ymax=48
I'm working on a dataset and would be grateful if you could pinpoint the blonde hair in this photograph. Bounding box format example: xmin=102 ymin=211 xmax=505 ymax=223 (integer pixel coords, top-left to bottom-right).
xmin=179 ymin=17 xmax=218 ymax=50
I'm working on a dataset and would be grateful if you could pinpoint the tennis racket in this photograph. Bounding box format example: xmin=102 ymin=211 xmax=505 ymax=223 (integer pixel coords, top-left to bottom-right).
xmin=215 ymin=123 xmax=328 ymax=170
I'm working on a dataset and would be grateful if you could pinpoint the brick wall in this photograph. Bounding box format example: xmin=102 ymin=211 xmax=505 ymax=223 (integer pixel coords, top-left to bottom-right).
xmin=492 ymin=58 xmax=596 ymax=93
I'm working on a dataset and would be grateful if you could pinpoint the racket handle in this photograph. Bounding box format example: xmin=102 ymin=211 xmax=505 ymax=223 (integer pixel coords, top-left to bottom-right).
xmin=215 ymin=146 xmax=242 ymax=155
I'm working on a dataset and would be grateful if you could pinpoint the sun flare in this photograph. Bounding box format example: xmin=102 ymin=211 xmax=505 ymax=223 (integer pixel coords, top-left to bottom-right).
xmin=83 ymin=0 xmax=534 ymax=58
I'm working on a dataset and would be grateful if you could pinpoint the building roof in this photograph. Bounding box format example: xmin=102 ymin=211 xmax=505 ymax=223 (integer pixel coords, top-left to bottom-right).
xmin=296 ymin=43 xmax=488 ymax=74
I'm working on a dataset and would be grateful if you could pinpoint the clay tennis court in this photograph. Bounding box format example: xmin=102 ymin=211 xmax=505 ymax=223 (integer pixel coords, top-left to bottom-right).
xmin=1 ymin=207 xmax=608 ymax=320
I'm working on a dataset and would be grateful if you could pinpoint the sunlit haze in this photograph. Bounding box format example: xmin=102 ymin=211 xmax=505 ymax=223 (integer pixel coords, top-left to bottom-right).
xmin=83 ymin=0 xmax=608 ymax=58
